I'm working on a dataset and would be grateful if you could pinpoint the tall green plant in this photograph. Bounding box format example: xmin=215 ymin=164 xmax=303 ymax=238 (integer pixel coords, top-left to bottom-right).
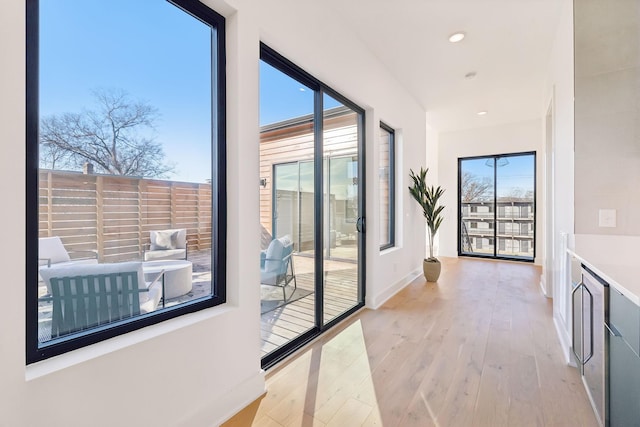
xmin=408 ymin=167 xmax=445 ymax=261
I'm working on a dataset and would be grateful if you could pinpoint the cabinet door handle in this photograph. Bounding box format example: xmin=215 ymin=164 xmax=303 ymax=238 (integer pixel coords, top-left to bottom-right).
xmin=606 ymin=322 xmax=622 ymax=337
xmin=584 ymin=284 xmax=594 ymax=364
xmin=571 ymin=283 xmax=584 ymax=365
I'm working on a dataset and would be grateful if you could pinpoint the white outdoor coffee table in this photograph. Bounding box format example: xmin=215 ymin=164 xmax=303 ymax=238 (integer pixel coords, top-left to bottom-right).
xmin=143 ymin=260 xmax=193 ymax=300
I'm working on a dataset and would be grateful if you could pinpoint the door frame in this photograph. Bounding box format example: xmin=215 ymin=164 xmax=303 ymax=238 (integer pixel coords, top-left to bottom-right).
xmin=260 ymin=43 xmax=366 ymax=369
xmin=457 ymin=151 xmax=537 ymax=262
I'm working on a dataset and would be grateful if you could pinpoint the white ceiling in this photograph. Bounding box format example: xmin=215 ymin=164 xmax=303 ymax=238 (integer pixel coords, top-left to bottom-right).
xmin=324 ymin=0 xmax=565 ymax=132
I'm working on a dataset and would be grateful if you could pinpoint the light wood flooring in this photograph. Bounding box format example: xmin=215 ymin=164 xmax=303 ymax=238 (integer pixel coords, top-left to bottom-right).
xmin=224 ymin=256 xmax=598 ymax=427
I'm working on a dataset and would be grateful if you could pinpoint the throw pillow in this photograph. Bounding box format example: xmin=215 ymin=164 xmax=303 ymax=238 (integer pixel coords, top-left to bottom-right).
xmin=152 ymin=230 xmax=178 ymax=250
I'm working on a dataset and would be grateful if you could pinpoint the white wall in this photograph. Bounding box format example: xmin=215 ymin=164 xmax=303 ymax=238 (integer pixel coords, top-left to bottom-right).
xmin=574 ymin=0 xmax=640 ymax=236
xmin=0 ymin=0 xmax=427 ymax=425
xmin=437 ymin=119 xmax=544 ymax=263
xmin=543 ymin=0 xmax=575 ymax=363
xmin=253 ymin=1 xmax=428 ymax=308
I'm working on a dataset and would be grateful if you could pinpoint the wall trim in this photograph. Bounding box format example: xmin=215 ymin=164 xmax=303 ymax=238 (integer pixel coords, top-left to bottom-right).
xmin=553 ymin=312 xmax=574 ymax=367
xmin=212 ymin=370 xmax=266 ymax=426
xmin=366 ymin=268 xmax=421 ymax=309
xmin=539 ymin=275 xmax=551 ymax=298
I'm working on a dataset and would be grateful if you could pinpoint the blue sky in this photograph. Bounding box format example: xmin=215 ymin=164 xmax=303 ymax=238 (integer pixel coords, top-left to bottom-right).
xmin=40 ymin=1 xmax=343 ymax=183
xmin=462 ymin=155 xmax=535 ymax=198
xmin=259 ymin=61 xmax=342 ymax=125
xmin=260 ymin=61 xmax=314 ymax=126
xmin=40 ymin=0 xmax=213 ymax=183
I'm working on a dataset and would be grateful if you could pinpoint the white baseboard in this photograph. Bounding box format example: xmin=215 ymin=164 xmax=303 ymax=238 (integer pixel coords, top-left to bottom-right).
xmin=539 ymin=275 xmax=551 ymax=298
xmin=210 ymin=370 xmax=266 ymax=427
xmin=366 ymin=268 xmax=422 ymax=310
xmin=553 ymin=313 xmax=575 ymax=367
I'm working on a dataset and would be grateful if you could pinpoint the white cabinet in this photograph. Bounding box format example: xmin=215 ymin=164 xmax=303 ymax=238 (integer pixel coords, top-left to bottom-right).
xmin=608 ymin=288 xmax=640 ymax=427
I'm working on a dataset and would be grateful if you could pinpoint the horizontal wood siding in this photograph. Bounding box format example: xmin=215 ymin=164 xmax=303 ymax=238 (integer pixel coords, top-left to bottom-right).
xmin=39 ymin=170 xmax=212 ymax=263
xmin=259 ymin=110 xmax=359 ymax=243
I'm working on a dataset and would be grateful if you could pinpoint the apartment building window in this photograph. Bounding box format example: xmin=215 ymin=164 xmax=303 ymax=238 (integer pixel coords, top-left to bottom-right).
xmin=458 ymin=152 xmax=536 ymax=262
xmin=379 ymin=123 xmax=395 ymax=250
xmin=26 ymin=0 xmax=226 ymax=363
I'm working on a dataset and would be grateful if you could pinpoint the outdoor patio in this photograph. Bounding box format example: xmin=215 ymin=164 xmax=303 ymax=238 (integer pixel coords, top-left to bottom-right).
xmin=37 ymin=247 xmax=358 ymax=355
xmin=260 ymin=254 xmax=358 ymax=357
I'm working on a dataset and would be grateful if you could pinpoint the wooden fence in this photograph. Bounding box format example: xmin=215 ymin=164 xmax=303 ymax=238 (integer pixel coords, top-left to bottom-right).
xmin=39 ymin=170 xmax=212 ymax=263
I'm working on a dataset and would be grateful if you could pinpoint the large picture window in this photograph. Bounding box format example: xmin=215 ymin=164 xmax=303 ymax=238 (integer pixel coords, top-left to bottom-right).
xmin=379 ymin=122 xmax=395 ymax=250
xmin=458 ymin=152 xmax=536 ymax=261
xmin=26 ymin=0 xmax=226 ymax=363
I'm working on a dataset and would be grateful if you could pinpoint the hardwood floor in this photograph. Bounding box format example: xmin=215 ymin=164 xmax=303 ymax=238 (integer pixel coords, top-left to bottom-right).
xmin=224 ymin=257 xmax=598 ymax=427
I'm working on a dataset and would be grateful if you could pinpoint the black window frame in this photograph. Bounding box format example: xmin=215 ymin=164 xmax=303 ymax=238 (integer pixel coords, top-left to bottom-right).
xmin=25 ymin=0 xmax=227 ymax=364
xmin=379 ymin=122 xmax=395 ymax=250
xmin=259 ymin=43 xmax=366 ymax=370
xmin=457 ymin=151 xmax=536 ymax=263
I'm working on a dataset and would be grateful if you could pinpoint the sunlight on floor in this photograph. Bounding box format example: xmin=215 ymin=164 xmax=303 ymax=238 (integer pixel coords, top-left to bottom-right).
xmin=224 ymin=320 xmax=383 ymax=426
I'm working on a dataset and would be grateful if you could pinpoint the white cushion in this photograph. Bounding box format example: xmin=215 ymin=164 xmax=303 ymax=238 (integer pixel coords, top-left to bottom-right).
xmin=144 ymin=248 xmax=186 ymax=261
xmin=263 ymin=235 xmax=292 ymax=273
xmin=39 ymin=237 xmax=71 ymax=264
xmin=140 ymin=282 xmax=162 ymax=313
xmin=151 ymin=230 xmax=178 ymax=250
xmin=150 ymin=229 xmax=187 ymax=250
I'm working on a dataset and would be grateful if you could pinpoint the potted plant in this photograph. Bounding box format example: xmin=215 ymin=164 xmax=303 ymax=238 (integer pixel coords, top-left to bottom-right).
xmin=408 ymin=167 xmax=445 ymax=282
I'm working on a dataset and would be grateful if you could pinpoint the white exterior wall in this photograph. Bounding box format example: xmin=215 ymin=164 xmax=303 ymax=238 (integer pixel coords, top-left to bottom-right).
xmin=0 ymin=0 xmax=427 ymax=425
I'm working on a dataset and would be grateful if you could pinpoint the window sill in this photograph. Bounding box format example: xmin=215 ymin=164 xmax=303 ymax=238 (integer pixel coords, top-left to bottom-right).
xmin=380 ymin=245 xmax=400 ymax=256
xmin=25 ymin=303 xmax=235 ymax=380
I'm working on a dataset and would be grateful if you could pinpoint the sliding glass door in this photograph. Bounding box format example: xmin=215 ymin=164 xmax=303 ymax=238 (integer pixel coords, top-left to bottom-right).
xmin=323 ymin=94 xmax=361 ymax=325
xmin=259 ymin=45 xmax=365 ymax=368
xmin=458 ymin=152 xmax=536 ymax=261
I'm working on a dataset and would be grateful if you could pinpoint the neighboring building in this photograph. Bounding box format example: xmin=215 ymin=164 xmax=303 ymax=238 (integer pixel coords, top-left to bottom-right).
xmin=461 ymin=198 xmax=534 ymax=257
xmin=260 ymin=106 xmax=360 ymax=259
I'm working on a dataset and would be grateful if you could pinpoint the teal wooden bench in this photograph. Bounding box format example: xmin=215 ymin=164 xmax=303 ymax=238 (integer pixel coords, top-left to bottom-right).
xmin=39 ymin=263 xmax=164 ymax=339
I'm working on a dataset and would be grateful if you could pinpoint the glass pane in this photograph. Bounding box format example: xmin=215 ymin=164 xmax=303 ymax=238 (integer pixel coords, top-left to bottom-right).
xmin=259 ymin=60 xmax=315 ymax=357
xmin=323 ymin=93 xmax=360 ymax=325
xmin=38 ymin=0 xmax=214 ymax=346
xmin=496 ymin=154 xmax=535 ymax=259
xmin=379 ymin=126 xmax=391 ymax=247
xmin=273 ymin=163 xmax=299 ymax=243
xmin=460 ymin=158 xmax=495 ymax=256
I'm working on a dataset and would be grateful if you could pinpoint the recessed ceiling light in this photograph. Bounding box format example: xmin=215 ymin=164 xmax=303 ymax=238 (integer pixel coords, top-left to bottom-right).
xmin=465 ymin=71 xmax=477 ymax=80
xmin=477 ymin=111 xmax=488 ymax=116
xmin=448 ymin=32 xmax=466 ymax=43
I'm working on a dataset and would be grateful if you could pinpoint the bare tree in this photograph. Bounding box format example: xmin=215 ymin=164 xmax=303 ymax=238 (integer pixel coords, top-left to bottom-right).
xmin=461 ymin=171 xmax=492 ymax=202
xmin=40 ymin=139 xmax=75 ymax=170
xmin=39 ymin=89 xmax=174 ymax=178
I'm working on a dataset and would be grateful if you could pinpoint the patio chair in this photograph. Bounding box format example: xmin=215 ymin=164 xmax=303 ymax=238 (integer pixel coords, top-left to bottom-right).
xmin=39 ymin=262 xmax=165 ymax=339
xmin=144 ymin=228 xmax=188 ymax=261
xmin=38 ymin=236 xmax=98 ymax=268
xmin=260 ymin=236 xmax=297 ymax=301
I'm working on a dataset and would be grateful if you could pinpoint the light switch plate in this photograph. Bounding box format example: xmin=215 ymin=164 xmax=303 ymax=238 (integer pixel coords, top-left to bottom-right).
xmin=598 ymin=209 xmax=616 ymax=227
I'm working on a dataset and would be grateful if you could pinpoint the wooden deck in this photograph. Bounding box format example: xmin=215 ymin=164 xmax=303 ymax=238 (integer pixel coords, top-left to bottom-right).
xmin=260 ymin=255 xmax=359 ymax=357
